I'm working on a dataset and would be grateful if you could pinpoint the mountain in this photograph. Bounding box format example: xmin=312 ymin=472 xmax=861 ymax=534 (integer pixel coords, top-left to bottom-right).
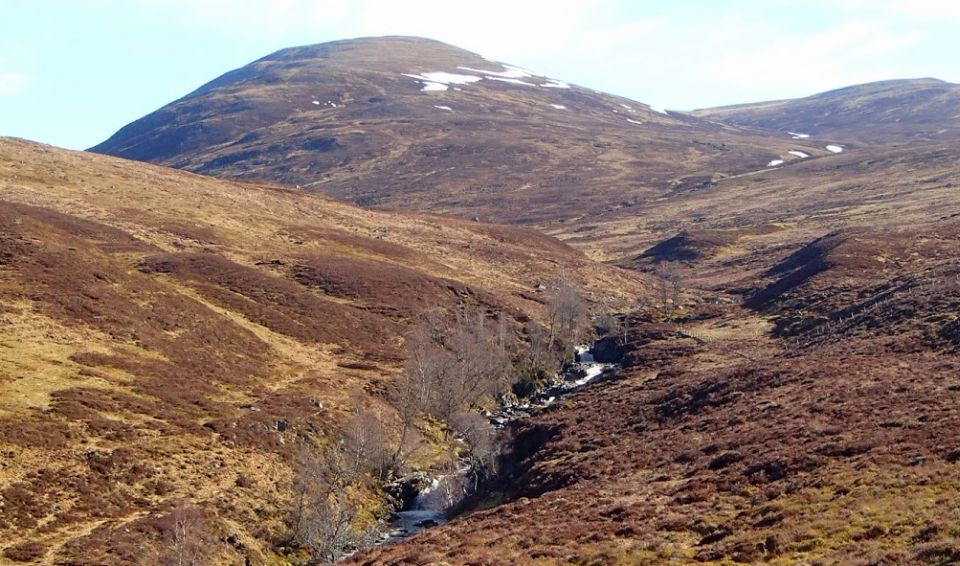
xmin=14 ymin=35 xmax=960 ymax=565
xmin=90 ymin=36 xmax=825 ymax=230
xmin=0 ymin=137 xmax=644 ymax=564
xmin=90 ymin=37 xmax=958 ymax=269
xmin=693 ymin=78 xmax=960 ymax=144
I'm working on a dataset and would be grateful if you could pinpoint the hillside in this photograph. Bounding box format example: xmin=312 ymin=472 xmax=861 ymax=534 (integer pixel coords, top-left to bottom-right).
xmin=0 ymin=137 xmax=645 ymax=564
xmin=88 ymin=37 xmax=960 ymax=270
xmin=578 ymin=138 xmax=960 ymax=273
xmin=692 ymin=78 xmax=960 ymax=145
xmin=12 ymin=34 xmax=960 ymax=566
xmin=90 ymin=36 xmax=826 ymax=230
xmin=355 ymin=220 xmax=960 ymax=565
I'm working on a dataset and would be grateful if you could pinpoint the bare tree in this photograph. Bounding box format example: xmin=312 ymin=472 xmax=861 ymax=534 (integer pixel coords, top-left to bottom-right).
xmin=450 ymin=411 xmax=498 ymax=489
xmin=511 ymin=320 xmax=562 ymax=398
xmin=523 ymin=320 xmax=552 ymax=373
xmin=595 ymin=311 xmax=622 ymax=340
xmin=388 ymin=323 xmax=449 ymax=469
xmin=164 ymin=504 xmax=208 ymax=566
xmin=431 ymin=309 xmax=511 ymax=430
xmin=546 ymin=275 xmax=589 ymax=367
xmin=342 ymin=409 xmax=391 ymax=481
xmin=655 ymin=262 xmax=684 ymax=321
xmin=391 ymin=308 xmax=511 ymax=439
xmin=290 ymin=442 xmax=374 ymax=563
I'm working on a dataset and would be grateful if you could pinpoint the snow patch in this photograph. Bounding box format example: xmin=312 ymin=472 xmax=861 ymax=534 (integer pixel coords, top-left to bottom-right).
xmin=540 ymin=79 xmax=570 ymax=89
xmin=788 ymin=131 xmax=811 ymax=139
xmin=486 ymin=76 xmax=536 ymax=86
xmin=404 ymin=66 xmax=570 ymax=91
xmin=627 ymin=118 xmax=644 ymax=125
xmin=403 ymin=72 xmax=483 ymax=85
xmin=550 ymin=104 xmax=567 ymax=110
xmin=788 ymin=150 xmax=810 ymax=159
xmin=620 ymin=103 xmax=633 ymax=110
xmin=767 ymin=159 xmax=784 ymax=167
xmin=311 ymin=100 xmax=320 ymax=105
xmin=649 ymin=105 xmax=668 ymax=115
xmin=825 ymin=144 xmax=844 ymax=153
xmin=458 ymin=64 xmax=532 ymax=79
xmin=434 ymin=105 xmax=453 ymax=112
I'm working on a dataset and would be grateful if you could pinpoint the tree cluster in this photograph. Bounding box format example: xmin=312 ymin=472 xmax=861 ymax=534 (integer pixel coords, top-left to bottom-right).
xmin=515 ymin=277 xmax=589 ymax=395
xmin=391 ymin=309 xmax=511 ymax=441
xmin=287 ymin=281 xmax=592 ymax=562
xmin=289 ymin=407 xmax=391 ymax=563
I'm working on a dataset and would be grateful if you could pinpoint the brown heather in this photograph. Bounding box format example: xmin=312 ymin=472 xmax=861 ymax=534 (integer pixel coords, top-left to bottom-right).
xmin=0 ymin=137 xmax=644 ymax=564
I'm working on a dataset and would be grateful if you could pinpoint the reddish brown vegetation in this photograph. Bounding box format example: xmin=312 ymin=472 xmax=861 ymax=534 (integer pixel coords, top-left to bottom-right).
xmin=138 ymin=252 xmax=402 ymax=358
xmin=354 ymin=223 xmax=960 ymax=564
xmin=89 ymin=37 xmax=824 ymax=231
xmin=0 ymin=138 xmax=642 ymax=563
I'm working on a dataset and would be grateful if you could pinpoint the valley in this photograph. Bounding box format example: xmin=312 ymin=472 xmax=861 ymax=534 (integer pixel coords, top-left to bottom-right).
xmin=2 ymin=33 xmax=960 ymax=566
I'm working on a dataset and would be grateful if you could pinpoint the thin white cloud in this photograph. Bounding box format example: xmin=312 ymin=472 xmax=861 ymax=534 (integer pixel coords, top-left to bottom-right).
xmin=135 ymin=0 xmax=612 ymax=58
xmin=90 ymin=0 xmax=960 ymax=109
xmin=697 ymin=20 xmax=924 ymax=92
xmin=0 ymin=71 xmax=26 ymax=96
xmin=818 ymin=0 xmax=960 ymax=22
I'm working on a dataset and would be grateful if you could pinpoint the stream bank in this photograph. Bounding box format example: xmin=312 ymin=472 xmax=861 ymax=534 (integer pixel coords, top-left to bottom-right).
xmin=376 ymin=341 xmax=619 ymax=544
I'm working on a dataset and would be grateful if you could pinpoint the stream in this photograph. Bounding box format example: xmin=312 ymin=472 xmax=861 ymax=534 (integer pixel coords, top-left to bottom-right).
xmin=379 ymin=466 xmax=471 ymax=543
xmin=379 ymin=343 xmax=617 ymax=543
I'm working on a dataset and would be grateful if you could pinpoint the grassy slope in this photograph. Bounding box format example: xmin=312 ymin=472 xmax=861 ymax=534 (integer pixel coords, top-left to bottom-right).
xmin=0 ymin=137 xmax=645 ymax=564
xmin=355 ymin=222 xmax=960 ymax=565
xmin=572 ymin=139 xmax=960 ymax=267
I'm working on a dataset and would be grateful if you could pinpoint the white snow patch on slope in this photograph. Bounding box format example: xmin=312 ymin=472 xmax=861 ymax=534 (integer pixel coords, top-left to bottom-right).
xmin=434 ymin=105 xmax=453 ymax=112
xmin=825 ymin=144 xmax=844 ymax=153
xmin=620 ymin=103 xmax=633 ymax=110
xmin=403 ymin=72 xmax=483 ymax=85
xmin=767 ymin=159 xmax=785 ymax=167
xmin=404 ymin=67 xmax=570 ymax=91
xmin=311 ymin=100 xmax=320 ymax=105
xmin=788 ymin=131 xmax=811 ymax=139
xmin=627 ymin=118 xmax=644 ymax=125
xmin=458 ymin=65 xmax=532 ymax=79
xmin=486 ymin=76 xmax=536 ymax=86
xmin=788 ymin=150 xmax=810 ymax=158
xmin=540 ymin=79 xmax=570 ymax=88
xmin=649 ymin=105 xmax=668 ymax=115
xmin=550 ymin=104 xmax=567 ymax=109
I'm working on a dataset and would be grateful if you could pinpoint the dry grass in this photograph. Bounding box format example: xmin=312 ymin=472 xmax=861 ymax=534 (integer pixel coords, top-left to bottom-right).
xmin=0 ymin=137 xmax=646 ymax=564
xmin=356 ymin=224 xmax=960 ymax=565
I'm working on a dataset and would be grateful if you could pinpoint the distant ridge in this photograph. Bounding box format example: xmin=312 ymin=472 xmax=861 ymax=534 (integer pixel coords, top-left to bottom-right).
xmin=693 ymin=78 xmax=960 ymax=143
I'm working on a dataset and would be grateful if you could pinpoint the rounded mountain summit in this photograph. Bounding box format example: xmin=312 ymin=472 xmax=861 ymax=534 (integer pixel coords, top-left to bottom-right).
xmin=89 ymin=36 xmax=817 ymax=225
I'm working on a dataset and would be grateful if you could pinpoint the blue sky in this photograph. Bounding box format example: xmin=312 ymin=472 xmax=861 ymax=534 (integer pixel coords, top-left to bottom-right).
xmin=2 ymin=0 xmax=958 ymax=150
